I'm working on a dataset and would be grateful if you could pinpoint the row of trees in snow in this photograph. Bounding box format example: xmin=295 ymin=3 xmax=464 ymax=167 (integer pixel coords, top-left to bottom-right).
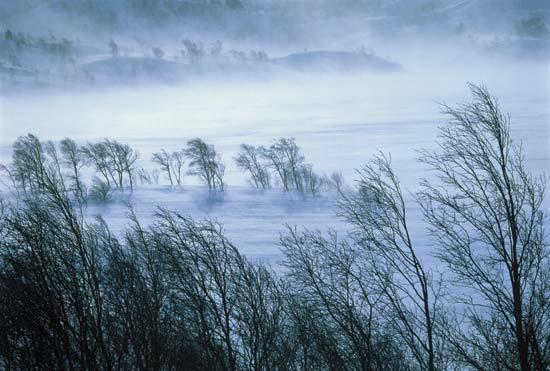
xmin=2 ymin=136 xmax=140 ymax=203
xmin=1 ymin=134 xmax=331 ymax=204
xmin=153 ymin=137 xmax=335 ymax=194
xmin=234 ymin=138 xmax=336 ymax=194
xmin=0 ymin=85 xmax=548 ymax=370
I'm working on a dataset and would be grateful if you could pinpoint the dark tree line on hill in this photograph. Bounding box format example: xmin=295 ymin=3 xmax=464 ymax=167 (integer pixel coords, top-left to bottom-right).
xmin=0 ymin=85 xmax=548 ymax=370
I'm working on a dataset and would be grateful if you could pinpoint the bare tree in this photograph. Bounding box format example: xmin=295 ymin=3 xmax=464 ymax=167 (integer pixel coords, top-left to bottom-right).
xmin=152 ymin=208 xmax=296 ymax=370
xmin=5 ymin=134 xmax=86 ymax=211
xmin=136 ymin=167 xmax=159 ymax=185
xmin=171 ymin=150 xmax=186 ymax=186
xmin=1 ymin=85 xmax=547 ymax=371
xmin=230 ymin=50 xmax=247 ymax=62
xmin=59 ymin=137 xmax=86 ymax=203
xmin=260 ymin=138 xmax=325 ymax=194
xmin=281 ymin=226 xmax=410 ymax=370
xmin=9 ymin=133 xmax=48 ymax=193
xmin=154 ymin=210 xmax=247 ymax=370
xmin=152 ymin=149 xmax=186 ymax=187
xmin=233 ymin=259 xmax=289 ymax=370
xmin=103 ymin=139 xmax=138 ymax=191
xmin=300 ymin=163 xmax=327 ymax=195
xmin=234 ymin=144 xmax=271 ymax=189
xmin=271 ymin=138 xmax=304 ymax=192
xmin=419 ymin=84 xmax=549 ymax=370
xmin=261 ymin=138 xmax=303 ymax=191
xmin=82 ymin=139 xmax=138 ymax=191
xmin=338 ymin=153 xmax=442 ymax=371
xmin=0 ymin=138 xmax=113 ymax=369
xmin=81 ymin=141 xmax=113 ymax=188
xmin=152 ymin=149 xmax=174 ymax=186
xmin=182 ymin=39 xmax=204 ymax=63
xmin=102 ymin=210 xmax=176 ymax=369
xmin=184 ymin=138 xmax=225 ymax=191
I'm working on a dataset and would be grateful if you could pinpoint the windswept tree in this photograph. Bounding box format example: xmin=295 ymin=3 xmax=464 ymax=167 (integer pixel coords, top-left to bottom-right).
xmin=233 ymin=260 xmax=290 ymax=370
xmin=152 ymin=209 xmax=289 ymax=370
xmin=103 ymin=139 xmax=138 ymax=190
xmin=300 ymin=163 xmax=326 ymax=195
xmin=136 ymin=167 xmax=159 ymax=186
xmin=420 ymin=84 xmax=549 ymax=370
xmin=7 ymin=133 xmax=48 ymax=193
xmin=171 ymin=150 xmax=186 ymax=186
xmin=59 ymin=138 xmax=86 ymax=203
xmin=281 ymin=227 xmax=411 ymax=370
xmin=260 ymin=137 xmax=325 ymax=194
xmin=181 ymin=39 xmax=204 ymax=63
xmin=152 ymin=150 xmax=174 ymax=185
xmin=0 ymin=137 xmax=111 ymax=369
xmin=184 ymin=138 xmax=225 ymax=191
xmin=338 ymin=153 xmax=442 ymax=371
xmin=102 ymin=210 xmax=190 ymax=369
xmin=0 ymin=160 xmax=293 ymax=369
xmin=234 ymin=144 xmax=271 ymax=189
xmin=3 ymin=134 xmax=87 ymax=209
xmin=263 ymin=138 xmax=304 ymax=192
xmin=152 ymin=149 xmax=185 ymax=187
xmin=82 ymin=139 xmax=138 ymax=191
xmin=81 ymin=141 xmax=113 ymax=187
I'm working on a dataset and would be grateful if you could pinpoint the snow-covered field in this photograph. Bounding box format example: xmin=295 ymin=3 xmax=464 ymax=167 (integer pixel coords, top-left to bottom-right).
xmin=1 ymin=56 xmax=548 ymax=266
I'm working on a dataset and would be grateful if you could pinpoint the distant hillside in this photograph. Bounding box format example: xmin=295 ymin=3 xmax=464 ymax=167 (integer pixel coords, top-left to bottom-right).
xmin=2 ymin=0 xmax=549 ymax=38
xmin=274 ymin=51 xmax=401 ymax=72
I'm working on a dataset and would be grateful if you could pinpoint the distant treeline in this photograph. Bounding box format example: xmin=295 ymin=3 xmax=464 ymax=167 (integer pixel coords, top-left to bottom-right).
xmin=46 ymin=0 xmax=245 ymax=27
xmin=0 ymin=85 xmax=548 ymax=370
xmin=1 ymin=30 xmax=269 ymax=69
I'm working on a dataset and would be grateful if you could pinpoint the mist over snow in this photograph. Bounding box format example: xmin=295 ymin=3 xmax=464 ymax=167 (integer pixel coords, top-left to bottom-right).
xmin=2 ymin=2 xmax=550 ymax=370
xmin=0 ymin=0 xmax=549 ymax=262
